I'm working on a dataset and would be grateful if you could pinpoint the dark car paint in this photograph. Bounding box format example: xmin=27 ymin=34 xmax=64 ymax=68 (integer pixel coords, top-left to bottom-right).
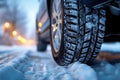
xmin=37 ymin=0 xmax=50 ymax=32
xmin=104 ymin=7 xmax=120 ymax=42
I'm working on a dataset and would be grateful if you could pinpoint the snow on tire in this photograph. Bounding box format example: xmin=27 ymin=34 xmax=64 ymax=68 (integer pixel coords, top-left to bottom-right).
xmin=77 ymin=1 xmax=106 ymax=64
xmin=50 ymin=0 xmax=80 ymax=66
xmin=50 ymin=0 xmax=106 ymax=66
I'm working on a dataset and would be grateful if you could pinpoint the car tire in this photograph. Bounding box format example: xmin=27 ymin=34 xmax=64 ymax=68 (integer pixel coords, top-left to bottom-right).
xmin=77 ymin=2 xmax=106 ymax=64
xmin=50 ymin=0 xmax=106 ymax=66
xmin=50 ymin=0 xmax=81 ymax=66
xmin=37 ymin=39 xmax=47 ymax=52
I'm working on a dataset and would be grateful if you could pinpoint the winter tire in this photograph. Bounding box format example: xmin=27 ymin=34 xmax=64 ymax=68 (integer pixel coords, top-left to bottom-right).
xmin=50 ymin=0 xmax=106 ymax=66
xmin=50 ymin=0 xmax=80 ymax=66
xmin=77 ymin=1 xmax=106 ymax=64
xmin=37 ymin=39 xmax=47 ymax=52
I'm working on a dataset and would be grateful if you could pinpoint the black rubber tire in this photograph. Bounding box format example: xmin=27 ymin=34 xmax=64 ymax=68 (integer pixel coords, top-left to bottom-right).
xmin=37 ymin=39 xmax=47 ymax=52
xmin=50 ymin=0 xmax=80 ymax=66
xmin=76 ymin=1 xmax=106 ymax=64
xmin=50 ymin=0 xmax=106 ymax=66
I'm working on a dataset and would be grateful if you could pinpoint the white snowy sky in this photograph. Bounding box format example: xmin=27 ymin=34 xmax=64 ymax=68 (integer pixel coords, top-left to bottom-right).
xmin=18 ymin=0 xmax=39 ymax=39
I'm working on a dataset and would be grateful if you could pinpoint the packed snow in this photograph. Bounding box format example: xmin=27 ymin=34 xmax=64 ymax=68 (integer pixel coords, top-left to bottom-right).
xmin=0 ymin=42 xmax=120 ymax=80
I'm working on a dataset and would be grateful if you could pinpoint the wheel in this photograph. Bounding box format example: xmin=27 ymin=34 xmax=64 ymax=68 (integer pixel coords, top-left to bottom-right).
xmin=50 ymin=0 xmax=106 ymax=66
xmin=50 ymin=0 xmax=80 ymax=66
xmin=37 ymin=39 xmax=47 ymax=52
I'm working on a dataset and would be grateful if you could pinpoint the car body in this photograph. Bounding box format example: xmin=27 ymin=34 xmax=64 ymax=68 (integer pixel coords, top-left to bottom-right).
xmin=36 ymin=0 xmax=120 ymax=66
xmin=36 ymin=0 xmax=50 ymax=42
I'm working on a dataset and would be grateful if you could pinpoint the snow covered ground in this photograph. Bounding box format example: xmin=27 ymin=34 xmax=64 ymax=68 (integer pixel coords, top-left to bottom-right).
xmin=101 ymin=42 xmax=120 ymax=52
xmin=0 ymin=42 xmax=120 ymax=80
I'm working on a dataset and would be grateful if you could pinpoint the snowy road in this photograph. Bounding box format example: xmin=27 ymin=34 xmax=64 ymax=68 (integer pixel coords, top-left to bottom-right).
xmin=0 ymin=43 xmax=120 ymax=80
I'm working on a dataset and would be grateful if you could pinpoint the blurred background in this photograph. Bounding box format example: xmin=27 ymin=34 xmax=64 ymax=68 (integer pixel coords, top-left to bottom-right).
xmin=0 ymin=0 xmax=39 ymax=46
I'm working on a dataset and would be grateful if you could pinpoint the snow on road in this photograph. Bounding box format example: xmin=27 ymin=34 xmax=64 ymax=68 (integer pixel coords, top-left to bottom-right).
xmin=23 ymin=51 xmax=98 ymax=80
xmin=24 ymin=45 xmax=120 ymax=80
xmin=0 ymin=43 xmax=120 ymax=80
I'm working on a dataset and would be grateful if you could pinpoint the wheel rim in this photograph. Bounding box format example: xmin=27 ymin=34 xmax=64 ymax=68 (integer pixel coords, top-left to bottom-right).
xmin=51 ymin=0 xmax=62 ymax=52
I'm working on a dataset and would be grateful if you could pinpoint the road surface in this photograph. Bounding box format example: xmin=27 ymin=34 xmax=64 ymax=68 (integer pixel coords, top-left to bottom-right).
xmin=0 ymin=43 xmax=120 ymax=80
